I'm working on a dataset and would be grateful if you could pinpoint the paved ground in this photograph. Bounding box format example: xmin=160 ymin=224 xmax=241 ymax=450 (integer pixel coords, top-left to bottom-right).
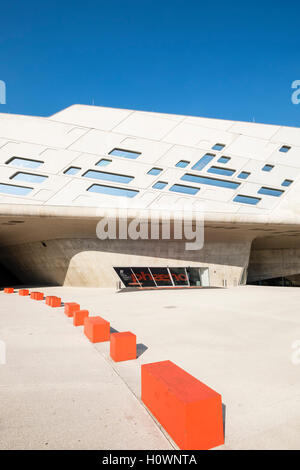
xmin=0 ymin=285 xmax=299 ymax=450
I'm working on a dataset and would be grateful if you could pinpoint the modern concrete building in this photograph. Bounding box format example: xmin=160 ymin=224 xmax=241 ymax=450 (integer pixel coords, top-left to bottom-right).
xmin=0 ymin=104 xmax=300 ymax=288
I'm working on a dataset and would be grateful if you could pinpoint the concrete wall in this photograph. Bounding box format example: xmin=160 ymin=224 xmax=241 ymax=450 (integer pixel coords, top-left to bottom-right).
xmin=0 ymin=237 xmax=251 ymax=288
xmin=248 ymin=247 xmax=300 ymax=282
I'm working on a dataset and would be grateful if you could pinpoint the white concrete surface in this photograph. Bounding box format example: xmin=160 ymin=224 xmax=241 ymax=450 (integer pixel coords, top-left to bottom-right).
xmin=1 ymin=285 xmax=300 ymax=450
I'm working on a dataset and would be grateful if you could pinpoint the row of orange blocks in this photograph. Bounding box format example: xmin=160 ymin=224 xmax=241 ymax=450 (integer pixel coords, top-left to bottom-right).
xmin=5 ymin=287 xmax=136 ymax=363
xmin=3 ymin=286 xmax=224 ymax=449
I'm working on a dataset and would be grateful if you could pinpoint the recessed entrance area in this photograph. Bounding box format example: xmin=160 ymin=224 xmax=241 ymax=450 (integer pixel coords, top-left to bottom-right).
xmin=114 ymin=267 xmax=210 ymax=288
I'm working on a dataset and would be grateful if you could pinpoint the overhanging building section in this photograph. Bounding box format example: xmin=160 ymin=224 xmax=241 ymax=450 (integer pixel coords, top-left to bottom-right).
xmin=0 ymin=105 xmax=300 ymax=287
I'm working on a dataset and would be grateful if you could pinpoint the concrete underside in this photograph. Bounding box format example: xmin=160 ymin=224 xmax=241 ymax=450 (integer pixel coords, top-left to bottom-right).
xmin=1 ymin=285 xmax=299 ymax=450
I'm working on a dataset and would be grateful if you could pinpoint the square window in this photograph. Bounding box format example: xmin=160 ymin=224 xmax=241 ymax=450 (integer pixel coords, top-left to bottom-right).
xmin=152 ymin=181 xmax=167 ymax=190
xmin=212 ymin=143 xmax=225 ymax=151
xmin=279 ymin=145 xmax=291 ymax=153
xmin=175 ymin=160 xmax=189 ymax=168
xmin=217 ymin=156 xmax=230 ymax=164
xmin=238 ymin=171 xmax=250 ymax=179
xmin=281 ymin=179 xmax=293 ymax=187
xmin=147 ymin=168 xmax=162 ymax=176
xmin=64 ymin=166 xmax=81 ymax=175
xmin=262 ymin=164 xmax=274 ymax=172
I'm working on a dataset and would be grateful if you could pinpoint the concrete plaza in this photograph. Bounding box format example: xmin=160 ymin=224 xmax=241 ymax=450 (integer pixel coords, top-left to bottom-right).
xmin=0 ymin=285 xmax=299 ymax=450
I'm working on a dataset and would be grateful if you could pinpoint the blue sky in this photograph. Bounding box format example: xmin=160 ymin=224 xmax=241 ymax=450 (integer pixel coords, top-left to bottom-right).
xmin=0 ymin=0 xmax=300 ymax=126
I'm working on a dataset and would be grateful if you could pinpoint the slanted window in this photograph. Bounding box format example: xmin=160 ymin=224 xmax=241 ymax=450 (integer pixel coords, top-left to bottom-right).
xmin=152 ymin=181 xmax=168 ymax=189
xmin=212 ymin=143 xmax=225 ymax=151
xmin=238 ymin=171 xmax=250 ymax=179
xmin=281 ymin=179 xmax=293 ymax=187
xmin=10 ymin=172 xmax=48 ymax=183
xmin=217 ymin=156 xmax=230 ymax=164
xmin=5 ymin=157 xmax=43 ymax=169
xmin=147 ymin=168 xmax=162 ymax=176
xmin=0 ymin=182 xmax=33 ymax=196
xmin=83 ymin=170 xmax=134 ymax=184
xmin=87 ymin=184 xmax=138 ymax=198
xmin=279 ymin=145 xmax=291 ymax=153
xmin=64 ymin=166 xmax=81 ymax=175
xmin=208 ymin=166 xmax=235 ymax=177
xmin=181 ymin=173 xmax=240 ymax=190
xmin=233 ymin=195 xmax=261 ymax=205
xmin=175 ymin=160 xmax=190 ymax=168
xmin=191 ymin=153 xmax=215 ymax=171
xmin=258 ymin=187 xmax=284 ymax=197
xmin=262 ymin=164 xmax=274 ymax=172
xmin=109 ymin=148 xmax=141 ymax=159
xmin=169 ymin=184 xmax=199 ymax=195
xmin=96 ymin=159 xmax=112 ymax=167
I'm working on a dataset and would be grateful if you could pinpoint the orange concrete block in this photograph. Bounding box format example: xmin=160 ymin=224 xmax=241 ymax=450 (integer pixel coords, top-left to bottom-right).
xmin=33 ymin=292 xmax=44 ymax=300
xmin=64 ymin=302 xmax=80 ymax=317
xmin=4 ymin=287 xmax=14 ymax=293
xmin=84 ymin=316 xmax=110 ymax=343
xmin=49 ymin=296 xmax=61 ymax=307
xmin=110 ymin=332 xmax=137 ymax=362
xmin=73 ymin=309 xmax=89 ymax=326
xmin=19 ymin=289 xmax=29 ymax=296
xmin=141 ymin=360 xmax=224 ymax=450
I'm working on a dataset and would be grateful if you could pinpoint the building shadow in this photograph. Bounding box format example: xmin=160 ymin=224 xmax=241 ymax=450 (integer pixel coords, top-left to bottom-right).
xmin=136 ymin=343 xmax=148 ymax=358
xmin=222 ymin=403 xmax=226 ymax=438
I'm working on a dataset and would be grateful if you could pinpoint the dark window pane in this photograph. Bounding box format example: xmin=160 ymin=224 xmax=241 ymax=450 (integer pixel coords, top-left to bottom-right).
xmin=168 ymin=268 xmax=189 ymax=286
xmin=149 ymin=268 xmax=173 ymax=286
xmin=131 ymin=267 xmax=156 ymax=287
xmin=114 ymin=267 xmax=140 ymax=287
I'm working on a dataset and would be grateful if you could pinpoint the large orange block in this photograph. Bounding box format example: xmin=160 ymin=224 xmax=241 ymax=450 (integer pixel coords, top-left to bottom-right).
xmin=19 ymin=289 xmax=29 ymax=296
xmin=4 ymin=287 xmax=14 ymax=293
xmin=84 ymin=316 xmax=110 ymax=343
xmin=49 ymin=296 xmax=61 ymax=307
xmin=64 ymin=302 xmax=80 ymax=317
xmin=73 ymin=309 xmax=89 ymax=326
xmin=141 ymin=360 xmax=224 ymax=450
xmin=110 ymin=332 xmax=136 ymax=362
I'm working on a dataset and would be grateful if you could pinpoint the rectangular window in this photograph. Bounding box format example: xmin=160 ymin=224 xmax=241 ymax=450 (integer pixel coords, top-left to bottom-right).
xmin=83 ymin=170 xmax=134 ymax=184
xmin=147 ymin=168 xmax=162 ymax=176
xmin=175 ymin=160 xmax=189 ymax=168
xmin=238 ymin=171 xmax=250 ymax=179
xmin=149 ymin=268 xmax=173 ymax=286
xmin=87 ymin=184 xmax=139 ymax=198
xmin=64 ymin=166 xmax=81 ymax=175
xmin=217 ymin=156 xmax=230 ymax=164
xmin=191 ymin=153 xmax=215 ymax=171
xmin=0 ymin=182 xmax=33 ymax=196
xmin=96 ymin=159 xmax=112 ymax=167
xmin=262 ymin=164 xmax=274 ymax=172
xmin=258 ymin=187 xmax=284 ymax=197
xmin=5 ymin=157 xmax=43 ymax=169
xmin=169 ymin=184 xmax=199 ymax=195
xmin=181 ymin=173 xmax=240 ymax=189
xmin=279 ymin=145 xmax=291 ymax=153
xmin=152 ymin=181 xmax=167 ymax=189
xmin=282 ymin=179 xmax=293 ymax=187
xmin=233 ymin=194 xmax=261 ymax=205
xmin=212 ymin=143 xmax=225 ymax=151
xmin=207 ymin=166 xmax=235 ymax=177
xmin=109 ymin=148 xmax=141 ymax=159
xmin=10 ymin=172 xmax=48 ymax=183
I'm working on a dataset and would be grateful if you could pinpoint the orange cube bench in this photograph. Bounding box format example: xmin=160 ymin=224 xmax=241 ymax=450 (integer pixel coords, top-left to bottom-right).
xmin=84 ymin=316 xmax=110 ymax=343
xmin=4 ymin=287 xmax=14 ymax=294
xmin=64 ymin=303 xmax=80 ymax=317
xmin=49 ymin=296 xmax=61 ymax=307
xmin=73 ymin=309 xmax=89 ymax=326
xmin=30 ymin=292 xmax=44 ymax=300
xmin=45 ymin=296 xmax=55 ymax=305
xmin=141 ymin=360 xmax=224 ymax=450
xmin=19 ymin=289 xmax=29 ymax=296
xmin=110 ymin=332 xmax=136 ymax=362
